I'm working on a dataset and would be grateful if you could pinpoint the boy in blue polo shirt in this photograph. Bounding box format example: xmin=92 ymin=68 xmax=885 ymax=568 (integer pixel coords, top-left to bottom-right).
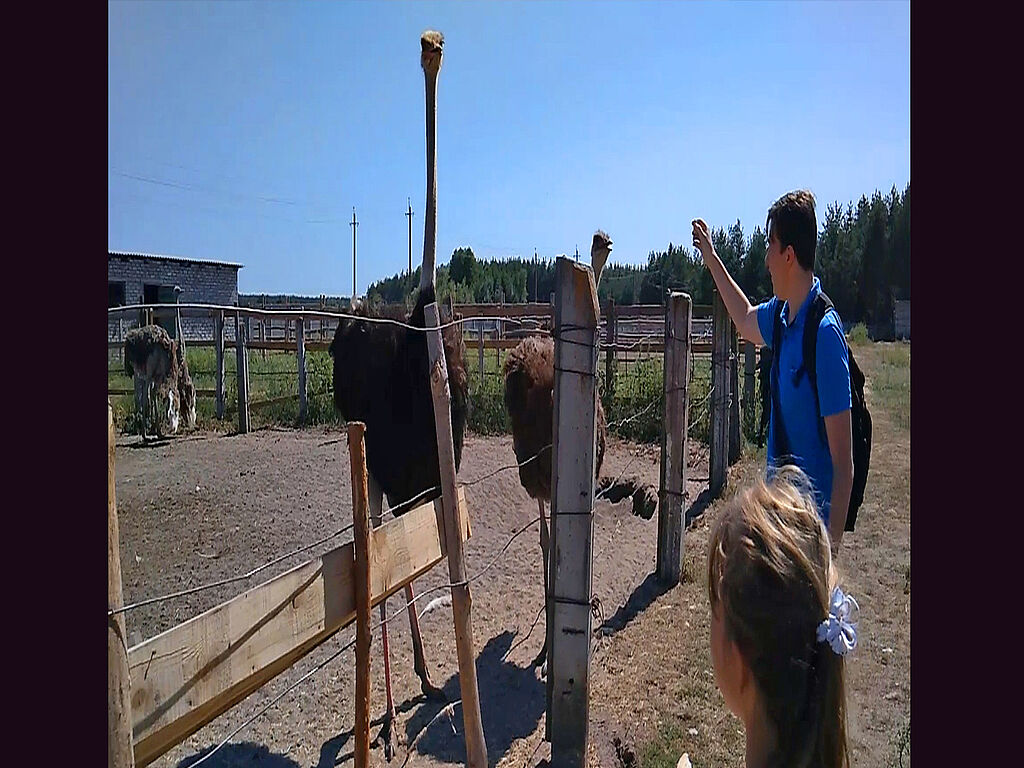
xmin=691 ymin=190 xmax=854 ymax=555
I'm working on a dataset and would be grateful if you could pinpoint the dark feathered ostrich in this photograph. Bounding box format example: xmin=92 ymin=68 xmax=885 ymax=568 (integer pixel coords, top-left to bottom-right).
xmin=503 ymin=231 xmax=658 ymax=669
xmin=328 ymin=29 xmax=465 ymax=760
xmin=123 ymin=324 xmax=196 ymax=439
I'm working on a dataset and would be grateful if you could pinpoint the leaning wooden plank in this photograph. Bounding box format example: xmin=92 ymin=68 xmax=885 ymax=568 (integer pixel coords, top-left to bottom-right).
xmin=128 ymin=487 xmax=469 ymax=767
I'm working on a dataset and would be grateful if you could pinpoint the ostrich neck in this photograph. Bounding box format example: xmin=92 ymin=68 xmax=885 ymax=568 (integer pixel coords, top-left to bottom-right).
xmin=420 ymin=69 xmax=438 ymax=293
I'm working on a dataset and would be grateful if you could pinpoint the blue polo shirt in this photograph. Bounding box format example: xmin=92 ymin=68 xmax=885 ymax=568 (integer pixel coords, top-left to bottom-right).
xmin=756 ymin=277 xmax=851 ymax=524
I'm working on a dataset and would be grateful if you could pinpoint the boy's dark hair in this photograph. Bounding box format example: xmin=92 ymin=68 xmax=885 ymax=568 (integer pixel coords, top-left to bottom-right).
xmin=766 ymin=190 xmax=817 ymax=272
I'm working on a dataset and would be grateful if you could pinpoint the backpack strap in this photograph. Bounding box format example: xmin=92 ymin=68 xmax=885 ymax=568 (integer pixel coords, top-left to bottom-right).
xmin=795 ymin=291 xmax=834 ymax=444
xmin=769 ymin=300 xmax=792 ymax=462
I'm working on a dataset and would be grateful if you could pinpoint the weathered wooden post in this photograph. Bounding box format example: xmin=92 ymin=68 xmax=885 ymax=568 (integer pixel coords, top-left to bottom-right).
xmin=710 ymin=290 xmax=729 ymax=497
xmin=547 ymin=257 xmax=600 ymax=765
xmin=424 ymin=303 xmax=488 ymax=768
xmin=743 ymin=340 xmax=756 ymax=438
xmin=296 ymin=315 xmax=307 ymax=424
xmin=108 ymin=403 xmax=135 ymax=768
xmin=348 ymin=422 xmax=372 ymax=768
xmin=235 ymin=312 xmax=250 ymax=434
xmin=478 ymin=325 xmax=485 ymax=390
xmin=605 ymin=298 xmax=616 ymax=396
xmin=215 ymin=311 xmax=225 ymax=420
xmin=729 ymin=321 xmax=741 ymax=465
xmin=657 ymin=293 xmax=691 ymax=586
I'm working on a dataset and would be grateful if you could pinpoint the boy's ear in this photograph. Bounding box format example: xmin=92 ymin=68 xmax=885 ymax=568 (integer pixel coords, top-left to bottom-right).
xmin=782 ymin=244 xmax=797 ymax=267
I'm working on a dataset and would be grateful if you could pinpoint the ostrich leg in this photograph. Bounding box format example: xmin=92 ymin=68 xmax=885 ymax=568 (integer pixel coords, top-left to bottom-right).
xmin=404 ymin=581 xmax=446 ymax=699
xmin=134 ymin=373 xmax=147 ymax=440
xmin=533 ymin=498 xmax=550 ymax=669
xmin=368 ymin=474 xmax=396 ymax=761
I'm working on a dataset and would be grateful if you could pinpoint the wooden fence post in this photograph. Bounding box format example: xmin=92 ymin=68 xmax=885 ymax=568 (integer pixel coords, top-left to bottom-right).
xmin=743 ymin=340 xmax=756 ymax=437
xmin=605 ymin=298 xmax=616 ymax=396
xmin=710 ymin=290 xmax=729 ymax=497
xmin=424 ymin=303 xmax=488 ymax=768
xmin=215 ymin=311 xmax=225 ymax=420
xmin=657 ymin=293 xmax=691 ymax=586
xmin=296 ymin=315 xmax=307 ymax=424
xmin=548 ymin=257 xmax=600 ymax=766
xmin=478 ymin=326 xmax=485 ymax=390
xmin=108 ymin=403 xmax=135 ymax=768
xmin=729 ymin=322 xmax=740 ymax=465
xmin=235 ymin=312 xmax=250 ymax=434
xmin=348 ymin=422 xmax=372 ymax=768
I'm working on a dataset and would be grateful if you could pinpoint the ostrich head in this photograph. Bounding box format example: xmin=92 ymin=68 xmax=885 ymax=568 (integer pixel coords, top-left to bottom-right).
xmin=419 ymin=29 xmax=444 ymax=294
xmin=591 ymin=230 xmax=613 ymax=285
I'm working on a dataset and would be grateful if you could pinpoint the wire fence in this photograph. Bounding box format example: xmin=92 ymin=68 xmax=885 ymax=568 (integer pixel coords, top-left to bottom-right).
xmin=109 ymin=303 xmax=763 ymax=444
xmin=120 ymin=420 xmax=673 ymax=768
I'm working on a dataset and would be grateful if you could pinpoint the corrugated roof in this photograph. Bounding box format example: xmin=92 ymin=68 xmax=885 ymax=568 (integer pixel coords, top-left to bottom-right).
xmin=109 ymin=250 xmax=243 ymax=269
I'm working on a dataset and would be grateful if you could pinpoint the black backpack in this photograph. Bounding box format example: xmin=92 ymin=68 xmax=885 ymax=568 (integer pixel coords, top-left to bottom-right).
xmin=768 ymin=292 xmax=872 ymax=532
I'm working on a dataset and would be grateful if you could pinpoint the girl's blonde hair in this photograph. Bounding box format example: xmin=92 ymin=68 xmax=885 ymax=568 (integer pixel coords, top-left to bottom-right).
xmin=707 ymin=466 xmax=850 ymax=768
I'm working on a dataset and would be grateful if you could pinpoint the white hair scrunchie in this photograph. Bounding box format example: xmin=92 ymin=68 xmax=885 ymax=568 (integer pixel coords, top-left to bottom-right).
xmin=816 ymin=586 xmax=859 ymax=656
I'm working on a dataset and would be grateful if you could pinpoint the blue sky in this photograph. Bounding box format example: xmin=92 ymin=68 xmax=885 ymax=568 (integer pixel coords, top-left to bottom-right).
xmin=108 ymin=1 xmax=910 ymax=297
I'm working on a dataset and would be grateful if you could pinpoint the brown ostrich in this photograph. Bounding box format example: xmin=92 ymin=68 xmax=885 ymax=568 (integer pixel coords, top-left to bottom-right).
xmin=503 ymin=231 xmax=657 ymax=669
xmin=123 ymin=324 xmax=195 ymax=439
xmin=328 ymin=29 xmax=465 ymax=760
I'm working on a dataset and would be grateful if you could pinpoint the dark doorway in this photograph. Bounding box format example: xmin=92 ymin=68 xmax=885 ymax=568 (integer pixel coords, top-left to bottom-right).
xmin=144 ymin=283 xmax=178 ymax=337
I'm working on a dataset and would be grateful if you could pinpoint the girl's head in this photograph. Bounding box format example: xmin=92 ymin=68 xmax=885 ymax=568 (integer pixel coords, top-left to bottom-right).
xmin=707 ymin=466 xmax=851 ymax=768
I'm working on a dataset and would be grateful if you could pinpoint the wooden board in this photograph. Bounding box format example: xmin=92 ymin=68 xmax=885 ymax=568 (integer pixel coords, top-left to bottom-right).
xmin=128 ymin=488 xmax=470 ymax=767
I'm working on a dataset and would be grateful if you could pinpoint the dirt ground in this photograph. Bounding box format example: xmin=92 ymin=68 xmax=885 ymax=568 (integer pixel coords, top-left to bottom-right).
xmin=115 ymin=342 xmax=909 ymax=768
xmin=115 ymin=425 xmax=710 ymax=768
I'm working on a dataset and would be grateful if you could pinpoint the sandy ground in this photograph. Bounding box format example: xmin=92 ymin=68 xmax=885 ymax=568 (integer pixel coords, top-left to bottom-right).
xmin=115 ymin=426 xmax=712 ymax=768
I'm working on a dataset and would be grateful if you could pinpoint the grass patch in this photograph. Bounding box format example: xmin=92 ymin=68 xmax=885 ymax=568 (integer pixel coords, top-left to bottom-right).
xmin=852 ymin=341 xmax=910 ymax=431
xmin=849 ymin=323 xmax=870 ymax=344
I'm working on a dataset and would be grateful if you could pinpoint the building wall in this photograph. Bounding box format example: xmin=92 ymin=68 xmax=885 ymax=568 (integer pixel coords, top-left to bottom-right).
xmin=108 ymin=254 xmax=240 ymax=342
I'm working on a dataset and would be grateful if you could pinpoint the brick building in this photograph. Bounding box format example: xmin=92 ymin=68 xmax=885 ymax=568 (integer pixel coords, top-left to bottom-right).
xmin=108 ymin=251 xmax=243 ymax=341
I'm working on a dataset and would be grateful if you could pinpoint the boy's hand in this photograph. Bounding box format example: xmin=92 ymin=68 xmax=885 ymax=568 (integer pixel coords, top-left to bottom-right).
xmin=691 ymin=219 xmax=714 ymax=265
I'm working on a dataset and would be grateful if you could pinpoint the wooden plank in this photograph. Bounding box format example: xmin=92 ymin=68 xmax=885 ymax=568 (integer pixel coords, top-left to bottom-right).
xmin=710 ymin=291 xmax=729 ymax=497
xmin=549 ymin=257 xmax=599 ymax=765
xmin=236 ymin=313 xmax=250 ymax=434
xmin=296 ymin=317 xmax=308 ymax=424
xmin=215 ymin=312 xmax=225 ymax=420
xmin=349 ymin=424 xmax=371 ymax=768
xmin=425 ymin=303 xmax=488 ymax=768
xmin=605 ymin=299 xmax=616 ymax=396
xmin=729 ymin=322 xmax=740 ymax=465
xmin=454 ymin=302 xmax=552 ymax=318
xmin=657 ymin=293 xmax=691 ymax=586
xmin=109 ymin=404 xmax=136 ymax=768
xmin=127 ymin=487 xmax=470 ymax=767
xmin=743 ymin=340 xmax=756 ymax=426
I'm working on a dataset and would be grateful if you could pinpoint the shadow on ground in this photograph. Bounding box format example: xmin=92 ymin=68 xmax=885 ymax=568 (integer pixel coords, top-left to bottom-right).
xmin=401 ymin=630 xmax=546 ymax=766
xmin=176 ymin=742 xmax=301 ymax=768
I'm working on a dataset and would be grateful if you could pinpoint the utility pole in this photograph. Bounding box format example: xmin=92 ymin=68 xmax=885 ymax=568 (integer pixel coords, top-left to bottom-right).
xmin=350 ymin=207 xmax=359 ymax=301
xmin=575 ymin=245 xmax=579 ymax=261
xmin=406 ymin=198 xmax=415 ymax=277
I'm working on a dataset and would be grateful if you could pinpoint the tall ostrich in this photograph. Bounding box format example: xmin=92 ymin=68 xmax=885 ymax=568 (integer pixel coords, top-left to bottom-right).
xmin=328 ymin=29 xmax=465 ymax=759
xmin=124 ymin=325 xmax=183 ymax=439
xmin=503 ymin=231 xmax=657 ymax=669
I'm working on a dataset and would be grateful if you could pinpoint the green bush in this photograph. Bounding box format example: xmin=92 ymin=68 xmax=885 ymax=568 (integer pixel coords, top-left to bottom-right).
xmin=849 ymin=323 xmax=870 ymax=344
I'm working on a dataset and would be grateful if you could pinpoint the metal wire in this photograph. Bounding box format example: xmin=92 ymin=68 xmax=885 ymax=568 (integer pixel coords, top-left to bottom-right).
xmin=108 ymin=522 xmax=355 ymax=617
